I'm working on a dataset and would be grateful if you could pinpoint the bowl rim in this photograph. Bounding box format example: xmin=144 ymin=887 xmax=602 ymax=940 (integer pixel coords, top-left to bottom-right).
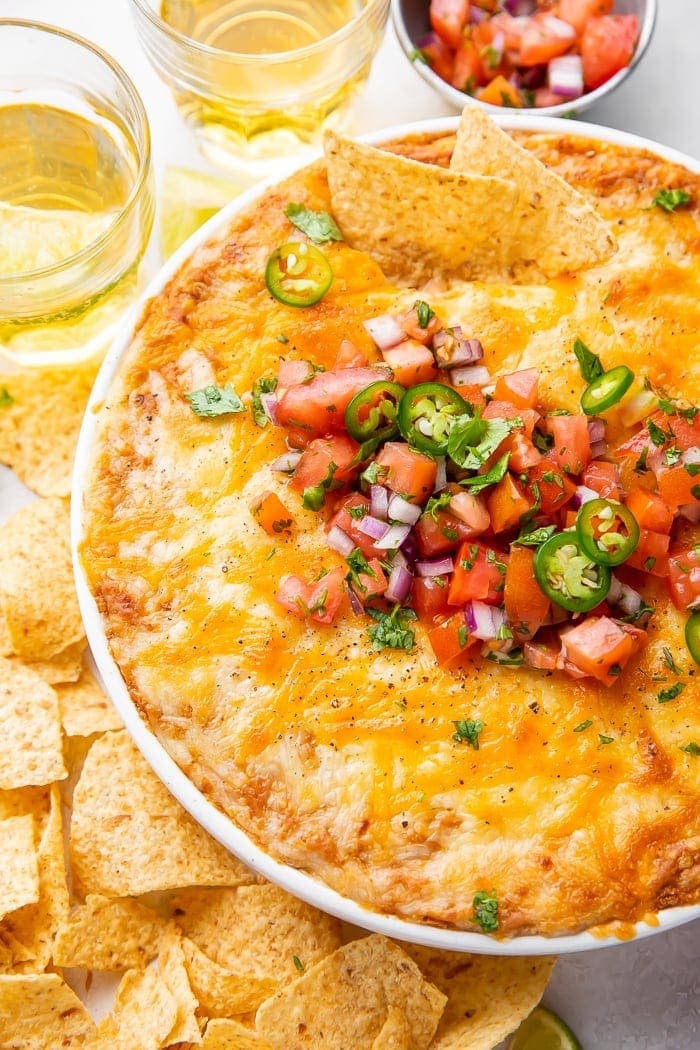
xmin=390 ymin=0 xmax=658 ymax=119
xmin=72 ymin=113 xmax=700 ymax=957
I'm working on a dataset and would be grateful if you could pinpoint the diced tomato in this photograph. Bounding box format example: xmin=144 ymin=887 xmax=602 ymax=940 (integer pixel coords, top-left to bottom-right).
xmin=534 ymin=88 xmax=567 ymax=108
xmin=525 ymin=460 xmax=577 ymax=514
xmin=412 ymin=576 xmax=452 ymax=621
xmin=668 ymin=548 xmax=700 ymax=612
xmin=381 ymin=340 xmax=437 ymax=387
xmin=448 ymin=541 xmax=508 ymax=606
xmin=560 ymin=615 xmax=638 ymax=686
xmin=494 ymin=369 xmax=539 ymax=410
xmin=667 ymin=412 xmax=700 ymax=453
xmin=524 ymin=638 xmax=559 ymax=671
xmin=276 ymin=366 xmax=385 ymax=436
xmin=555 ymin=0 xmax=613 ymax=36
xmin=276 ymin=566 xmax=346 ymax=625
xmin=427 ymin=612 xmax=475 ymax=665
xmin=351 ymin=558 xmax=388 ymax=603
xmin=504 ymin=546 xmax=551 ymax=640
xmin=422 ymin=33 xmax=455 ymax=82
xmin=277 ymin=358 xmax=313 ymax=393
xmin=657 ymin=465 xmax=699 ymax=510
xmin=478 ymin=75 xmax=523 ymax=107
xmin=415 ymin=509 xmax=479 ymax=558
xmin=582 ymin=460 xmax=620 ymax=500
xmin=375 ymin=442 xmax=437 ymax=504
xmin=452 ymin=384 xmax=488 ymax=412
xmin=250 ymin=491 xmax=294 ymax=536
xmin=334 ymin=339 xmax=368 ymax=369
xmin=430 ymin=0 xmax=470 ymax=50
xmin=581 ymin=15 xmax=638 ymax=90
xmin=450 ymin=35 xmax=483 ymax=91
xmin=519 ymin=14 xmax=576 ymax=66
xmin=291 ymin=434 xmax=361 ymax=493
xmin=471 ymin=21 xmax=509 ymax=80
xmin=483 ymin=401 xmax=538 ymax=437
xmin=544 ymin=414 xmax=591 ymax=475
xmin=625 ymin=488 xmax=674 ymax=534
xmin=395 ymin=307 xmax=442 ymax=346
xmin=489 ymin=11 xmax=528 ymax=51
xmin=448 ymin=490 xmax=491 ymax=533
xmin=509 ymin=433 xmax=543 ymax=473
xmin=563 ymin=509 xmax=578 ymax=529
xmin=487 ymin=473 xmax=534 ymax=534
xmin=625 ymin=529 xmax=671 ymax=577
xmin=329 ymin=494 xmax=387 ymax=560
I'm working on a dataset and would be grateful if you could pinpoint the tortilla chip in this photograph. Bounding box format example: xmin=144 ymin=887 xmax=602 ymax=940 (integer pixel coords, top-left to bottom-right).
xmin=0 ymin=360 xmax=98 ymax=498
xmin=405 ymin=946 xmax=556 ymax=1050
xmin=0 ymin=498 xmax=84 ymax=660
xmin=201 ymin=1018 xmax=271 ymax=1049
xmin=0 ymin=972 xmax=95 ymax=1047
xmin=0 ymin=608 xmax=12 ymax=656
xmin=158 ymin=925 xmax=201 ymax=1044
xmin=85 ymin=966 xmax=178 ymax=1050
xmin=0 ymin=657 xmax=66 ymax=789
xmin=70 ymin=730 xmax=256 ymax=896
xmin=181 ymin=934 xmax=277 ymax=1017
xmin=8 ymin=639 xmax=87 ymax=686
xmin=53 ymin=893 xmax=166 ymax=970
xmin=324 ymin=131 xmax=518 ymax=287
xmin=371 ymin=1005 xmax=411 ymax=1049
xmin=0 ymin=814 xmax=39 ymax=920
xmin=4 ymin=785 xmax=69 ymax=970
xmin=255 ymin=934 xmax=446 ymax=1050
xmin=170 ymin=884 xmax=342 ymax=985
xmin=449 ymin=108 xmax=616 ymax=279
xmin=56 ymin=665 xmax=123 ymax=737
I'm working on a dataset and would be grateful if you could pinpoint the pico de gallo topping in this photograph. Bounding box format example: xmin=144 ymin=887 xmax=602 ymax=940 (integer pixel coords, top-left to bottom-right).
xmin=238 ymin=295 xmax=700 ymax=683
xmin=417 ymin=1 xmax=639 ymax=109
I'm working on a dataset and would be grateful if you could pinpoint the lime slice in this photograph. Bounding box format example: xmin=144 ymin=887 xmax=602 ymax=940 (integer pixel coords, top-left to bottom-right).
xmin=508 ymin=1007 xmax=582 ymax=1050
xmin=160 ymin=167 xmax=242 ymax=258
xmin=0 ymin=200 xmax=114 ymax=277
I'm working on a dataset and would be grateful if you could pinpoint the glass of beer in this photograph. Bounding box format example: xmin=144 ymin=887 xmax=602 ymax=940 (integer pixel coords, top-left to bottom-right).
xmin=129 ymin=0 xmax=390 ymax=178
xmin=0 ymin=21 xmax=155 ymax=367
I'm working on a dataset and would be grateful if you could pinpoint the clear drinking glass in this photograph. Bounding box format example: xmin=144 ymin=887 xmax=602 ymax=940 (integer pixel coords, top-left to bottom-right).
xmin=129 ymin=0 xmax=390 ymax=178
xmin=0 ymin=21 xmax=155 ymax=367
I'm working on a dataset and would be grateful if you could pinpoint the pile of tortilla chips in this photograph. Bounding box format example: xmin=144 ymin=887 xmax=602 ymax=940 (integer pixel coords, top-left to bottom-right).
xmin=0 ymin=109 xmax=564 ymax=1048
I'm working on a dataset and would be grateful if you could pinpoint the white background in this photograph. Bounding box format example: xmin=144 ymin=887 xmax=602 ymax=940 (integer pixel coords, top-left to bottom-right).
xmin=1 ymin=1 xmax=699 ymax=1047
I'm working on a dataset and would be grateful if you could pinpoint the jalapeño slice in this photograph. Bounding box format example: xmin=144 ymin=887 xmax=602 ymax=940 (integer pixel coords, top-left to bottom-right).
xmin=397 ymin=382 xmax=469 ymax=456
xmin=345 ymin=380 xmax=405 ymax=443
xmin=686 ymin=611 xmax=700 ymax=666
xmin=575 ymin=498 xmax=640 ymax=567
xmin=534 ymin=531 xmax=611 ymax=612
xmin=580 ymin=365 xmax=634 ymax=415
xmin=265 ymin=241 xmax=333 ymax=307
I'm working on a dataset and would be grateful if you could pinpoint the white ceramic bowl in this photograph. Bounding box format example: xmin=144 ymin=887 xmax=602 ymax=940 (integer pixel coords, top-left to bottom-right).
xmin=72 ymin=115 xmax=700 ymax=956
xmin=392 ymin=0 xmax=657 ymax=119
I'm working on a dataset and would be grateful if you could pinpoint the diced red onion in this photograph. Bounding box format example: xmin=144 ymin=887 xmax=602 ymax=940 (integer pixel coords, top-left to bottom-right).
xmin=491 ymin=31 xmax=505 ymax=66
xmin=270 ymin=451 xmax=302 ymax=473
xmin=433 ymin=457 xmax=447 ymax=492
xmin=590 ymin=439 xmax=609 ymax=459
xmin=385 ymin=564 xmax=413 ymax=604
xmin=388 ymin=493 xmax=422 ymax=525
xmin=618 ymin=583 xmax=644 ymax=618
xmin=504 ymin=0 xmax=536 ymax=14
xmin=679 ymin=503 xmax=700 ymax=523
xmin=607 ymin=575 xmax=623 ymax=605
xmin=541 ymin=14 xmax=576 ymax=40
xmin=682 ymin=446 xmax=700 ymax=466
xmin=548 ymin=54 xmax=583 ymax=99
xmin=449 ymin=491 xmax=490 ymax=532
xmin=450 ymin=364 xmax=492 ymax=387
xmin=468 ymin=7 xmax=489 ymax=23
xmin=346 ymin=584 xmax=364 ymax=616
xmin=363 ymin=314 xmax=405 ymax=351
xmin=587 ymin=417 xmax=607 ymax=444
xmin=519 ymin=62 xmax=547 ymax=89
xmin=416 ymin=556 xmax=454 ymax=578
xmin=370 ymin=484 xmax=389 ymax=521
xmin=433 ymin=328 xmax=484 ymax=369
xmin=375 ymin=523 xmax=411 ymax=550
xmin=619 ymin=388 xmax=659 ymax=427
xmin=572 ymin=485 xmax=600 ymax=509
xmin=358 ymin=515 xmax=389 ymax=541
xmin=400 ymin=531 xmax=419 ymax=564
xmin=391 ymin=549 xmax=409 ymax=571
xmin=465 ymin=600 xmax=504 ymax=641
xmin=260 ymin=393 xmax=279 ymax=424
xmin=327 ymin=525 xmax=355 ymax=557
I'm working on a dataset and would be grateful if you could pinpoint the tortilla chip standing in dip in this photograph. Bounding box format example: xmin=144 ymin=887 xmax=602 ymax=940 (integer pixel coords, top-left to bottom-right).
xmin=80 ymin=109 xmax=700 ymax=940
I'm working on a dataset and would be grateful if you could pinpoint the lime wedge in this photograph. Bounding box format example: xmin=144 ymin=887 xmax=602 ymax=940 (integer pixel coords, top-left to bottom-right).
xmin=160 ymin=167 xmax=242 ymax=258
xmin=0 ymin=200 xmax=114 ymax=277
xmin=508 ymin=1007 xmax=582 ymax=1050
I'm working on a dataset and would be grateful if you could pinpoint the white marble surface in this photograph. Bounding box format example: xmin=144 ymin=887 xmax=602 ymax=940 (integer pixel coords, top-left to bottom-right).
xmin=2 ymin=0 xmax=699 ymax=1046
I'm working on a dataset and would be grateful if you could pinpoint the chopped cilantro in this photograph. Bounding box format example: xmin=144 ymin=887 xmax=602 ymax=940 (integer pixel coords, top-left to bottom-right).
xmin=360 ymin=461 xmax=387 ymax=486
xmin=452 ymin=718 xmax=484 ymax=749
xmin=647 ymin=418 xmax=671 ymax=447
xmin=457 ymin=625 xmax=469 ymax=648
xmin=634 ymin=448 xmax=649 ymax=474
xmin=643 ymin=556 xmax=657 ymax=572
xmin=409 ymin=47 xmax=430 ymax=65
xmin=573 ymin=338 xmax=603 ymax=382
xmin=277 ymin=333 xmax=289 ymax=344
xmin=650 ymin=188 xmax=692 ymax=213
xmin=685 ymin=463 xmax=700 ymax=477
xmin=460 ymin=452 xmax=511 ymax=494
xmin=665 ymin=445 xmax=682 ymax=466
xmin=663 ymin=647 xmax=684 ymax=675
xmin=496 ymin=623 xmax=513 ymax=641
xmin=680 ymin=742 xmax=700 ymax=755
xmin=448 ymin=411 xmax=521 ymax=471
xmin=620 ymin=601 xmax=655 ymax=624
xmin=481 ymin=44 xmax=500 ymax=69
xmin=472 ymin=890 xmax=499 ymax=933
xmin=302 ymin=460 xmax=337 ymax=511
xmin=513 ymin=523 xmax=556 ymax=548
xmin=292 ymin=955 xmax=305 ymax=973
xmin=0 ymin=387 xmax=13 ymax=408
xmin=485 ymin=648 xmax=524 ymax=666
xmin=346 ymin=548 xmax=374 ymax=590
xmin=413 ymin=300 xmax=435 ymax=328
xmin=367 ymin=605 xmax=416 ymax=653
xmin=573 ymin=720 xmax=593 ymax=733
xmin=425 ymin=491 xmax=452 ymax=520
xmin=251 ymin=376 xmax=278 ymax=427
xmin=598 ymin=734 xmax=614 ymax=745
xmin=284 ymin=202 xmax=342 ymax=243
xmin=692 ymin=485 xmax=700 ymax=500
xmin=186 ymin=383 xmax=245 ymax=417
xmin=658 ymin=682 xmax=685 ymax=703
xmin=348 ymin=504 xmax=367 ymax=520
xmin=532 ymin=429 xmax=554 ymax=454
